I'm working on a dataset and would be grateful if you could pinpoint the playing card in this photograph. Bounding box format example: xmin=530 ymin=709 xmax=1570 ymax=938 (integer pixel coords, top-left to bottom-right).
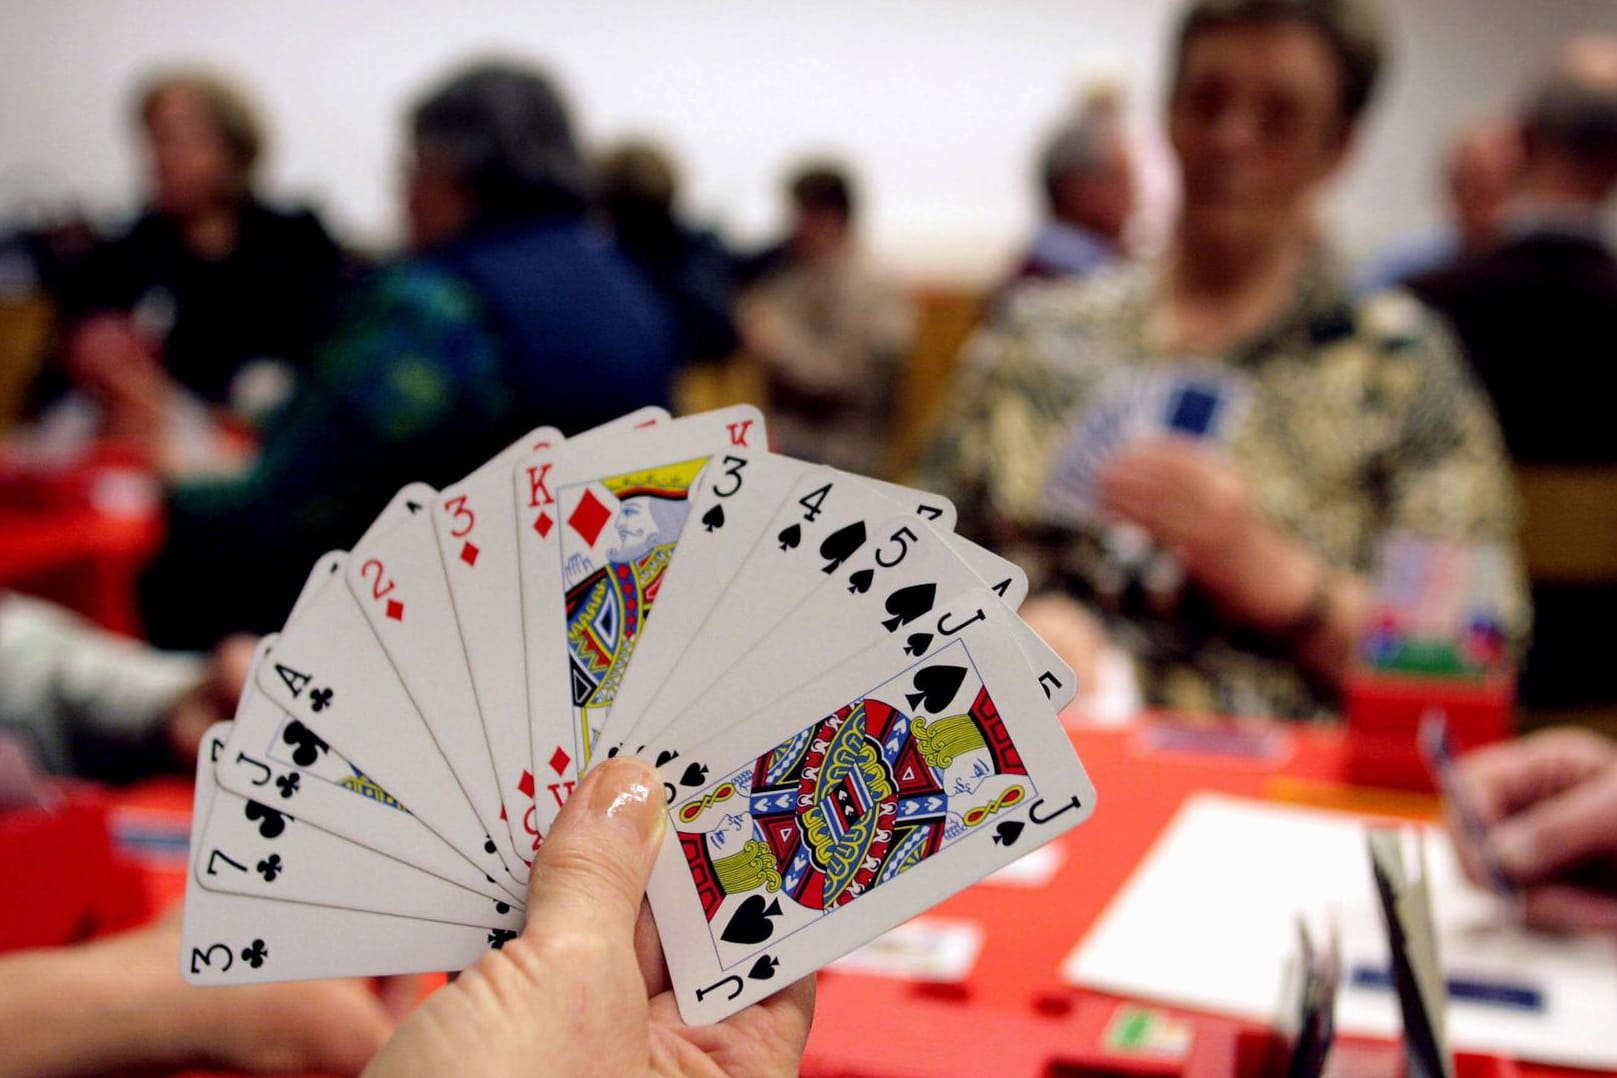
xmin=637 ymin=519 xmax=1063 ymax=766
xmin=590 ymin=448 xmax=808 ymax=760
xmin=195 ymin=767 xmax=523 ymax=929
xmin=348 ymin=481 xmax=523 ymax=879
xmin=1044 ymin=365 xmax=1250 ymax=525
xmin=646 ymin=593 xmax=1095 ymax=1023
xmin=184 ymin=724 xmax=517 ymax=986
xmin=255 ymin=554 xmax=520 ymax=896
xmin=435 ymin=410 xmax=666 ymax=862
xmin=219 ymin=635 xmax=517 ymax=904
xmin=614 ymin=468 xmax=957 ymax=757
xmin=828 ymin=917 xmax=983 ymax=983
xmin=514 ymin=404 xmax=765 ymax=833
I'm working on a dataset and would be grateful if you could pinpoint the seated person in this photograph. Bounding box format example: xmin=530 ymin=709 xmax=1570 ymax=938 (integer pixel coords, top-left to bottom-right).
xmin=739 ymin=163 xmax=911 ymax=478
xmin=53 ymin=70 xmax=346 ymax=432
xmin=1003 ymin=86 xmax=1137 ymax=291
xmin=0 ymin=590 xmax=250 ymax=783
xmin=1408 ymin=54 xmax=1617 ymax=712
xmin=596 ymin=139 xmax=741 ymax=368
xmin=919 ymin=0 xmax=1526 ymax=719
xmin=139 ymin=61 xmax=678 ymax=648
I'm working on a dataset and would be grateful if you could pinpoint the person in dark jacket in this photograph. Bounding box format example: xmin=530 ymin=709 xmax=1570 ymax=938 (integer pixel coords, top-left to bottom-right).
xmin=1409 ymin=58 xmax=1617 ymax=713
xmin=140 ymin=61 xmax=677 ymax=648
xmin=56 ymin=70 xmax=346 ymax=426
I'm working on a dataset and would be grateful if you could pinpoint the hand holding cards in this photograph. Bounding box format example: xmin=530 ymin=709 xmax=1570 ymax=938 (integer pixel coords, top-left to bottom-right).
xmin=182 ymin=405 xmax=1098 ymax=1023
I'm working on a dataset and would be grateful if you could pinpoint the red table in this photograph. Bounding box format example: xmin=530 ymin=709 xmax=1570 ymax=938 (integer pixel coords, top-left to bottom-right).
xmin=0 ymin=449 xmax=163 ymax=635
xmin=13 ymin=720 xmax=1597 ymax=1077
xmin=801 ymin=721 xmax=1584 ymax=1078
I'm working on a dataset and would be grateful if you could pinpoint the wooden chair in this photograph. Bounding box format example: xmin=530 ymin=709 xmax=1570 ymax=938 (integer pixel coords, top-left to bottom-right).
xmin=1513 ymin=464 xmax=1617 ymax=736
xmin=0 ymin=293 xmax=53 ymax=432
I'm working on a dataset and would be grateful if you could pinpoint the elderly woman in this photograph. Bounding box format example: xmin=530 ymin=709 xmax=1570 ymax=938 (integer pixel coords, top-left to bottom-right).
xmin=141 ymin=62 xmax=677 ymax=648
xmin=60 ymin=70 xmax=345 ymax=424
xmin=920 ymin=0 xmax=1526 ymax=719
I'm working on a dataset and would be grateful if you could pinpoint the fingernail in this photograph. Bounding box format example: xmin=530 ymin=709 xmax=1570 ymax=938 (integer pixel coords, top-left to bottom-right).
xmin=587 ymin=757 xmax=665 ymax=852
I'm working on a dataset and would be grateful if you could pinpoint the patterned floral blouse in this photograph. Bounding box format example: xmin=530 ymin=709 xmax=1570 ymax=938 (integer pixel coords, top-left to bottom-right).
xmin=917 ymin=254 xmax=1528 ymax=719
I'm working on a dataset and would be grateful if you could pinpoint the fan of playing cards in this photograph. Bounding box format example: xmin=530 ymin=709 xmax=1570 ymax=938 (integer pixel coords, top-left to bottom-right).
xmin=182 ymin=404 xmax=1097 ymax=1023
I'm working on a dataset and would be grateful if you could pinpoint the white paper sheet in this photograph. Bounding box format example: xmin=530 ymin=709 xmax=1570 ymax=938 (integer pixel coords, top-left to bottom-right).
xmin=1061 ymin=793 xmax=1617 ymax=1070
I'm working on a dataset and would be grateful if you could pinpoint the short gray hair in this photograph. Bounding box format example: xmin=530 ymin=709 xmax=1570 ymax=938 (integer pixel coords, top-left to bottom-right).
xmin=410 ymin=60 xmax=589 ymax=225
xmin=1039 ymin=117 xmax=1111 ymax=209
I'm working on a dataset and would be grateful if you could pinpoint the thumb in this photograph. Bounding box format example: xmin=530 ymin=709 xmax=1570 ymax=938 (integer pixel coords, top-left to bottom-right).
xmin=523 ymin=757 xmax=666 ymax=944
xmin=1492 ymin=767 xmax=1617 ymax=882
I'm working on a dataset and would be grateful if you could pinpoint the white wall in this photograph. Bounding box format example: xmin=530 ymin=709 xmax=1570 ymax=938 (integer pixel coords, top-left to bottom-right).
xmin=3 ymin=0 xmax=1617 ymax=284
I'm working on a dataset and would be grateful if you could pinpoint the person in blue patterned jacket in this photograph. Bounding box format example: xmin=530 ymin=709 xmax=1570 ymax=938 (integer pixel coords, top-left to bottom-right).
xmin=141 ymin=61 xmax=677 ymax=649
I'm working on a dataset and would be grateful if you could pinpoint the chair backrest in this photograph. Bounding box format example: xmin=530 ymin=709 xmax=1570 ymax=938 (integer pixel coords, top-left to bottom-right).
xmin=0 ymin=295 xmax=53 ymax=432
xmin=1514 ymin=464 xmax=1617 ymax=583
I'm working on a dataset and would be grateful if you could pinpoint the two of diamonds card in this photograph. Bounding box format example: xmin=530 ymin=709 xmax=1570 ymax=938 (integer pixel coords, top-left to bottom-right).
xmin=182 ymin=404 xmax=1098 ymax=1022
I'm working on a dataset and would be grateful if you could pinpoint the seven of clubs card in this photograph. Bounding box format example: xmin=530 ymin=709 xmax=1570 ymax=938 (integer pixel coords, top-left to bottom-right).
xmin=182 ymin=404 xmax=1098 ymax=1023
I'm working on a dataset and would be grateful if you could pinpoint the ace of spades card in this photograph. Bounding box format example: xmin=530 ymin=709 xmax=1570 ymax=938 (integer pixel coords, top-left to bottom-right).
xmin=646 ymin=598 xmax=1096 ymax=1024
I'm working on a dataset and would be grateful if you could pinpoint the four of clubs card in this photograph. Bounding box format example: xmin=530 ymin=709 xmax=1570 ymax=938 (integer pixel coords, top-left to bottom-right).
xmin=182 ymin=404 xmax=1098 ymax=1022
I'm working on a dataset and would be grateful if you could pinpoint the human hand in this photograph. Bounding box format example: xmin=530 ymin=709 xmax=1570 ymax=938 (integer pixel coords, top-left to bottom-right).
xmin=1096 ymin=438 xmax=1339 ymax=642
xmin=364 ymin=757 xmax=815 ymax=1077
xmin=1019 ymin=592 xmax=1108 ymax=699
xmin=1453 ymin=727 xmax=1617 ymax=931
xmin=0 ymin=910 xmax=412 ymax=1078
xmin=167 ymin=634 xmax=260 ymax=764
xmin=1096 ymin=439 xmax=1258 ymax=580
xmin=65 ymin=314 xmax=173 ymax=443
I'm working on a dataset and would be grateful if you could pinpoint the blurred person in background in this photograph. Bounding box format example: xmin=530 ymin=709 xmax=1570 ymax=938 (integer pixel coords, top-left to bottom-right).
xmin=596 ymin=139 xmax=740 ymax=368
xmin=1408 ymin=51 xmax=1617 ymax=714
xmin=739 ymin=162 xmax=911 ymax=477
xmin=919 ymin=0 xmax=1525 ymax=719
xmin=139 ymin=60 xmax=677 ymax=649
xmin=1354 ymin=117 xmax=1522 ymax=294
xmin=48 ymin=70 xmax=347 ymax=441
xmin=0 ymin=910 xmax=414 ymax=1077
xmin=1452 ymin=727 xmax=1617 ymax=932
xmin=1003 ymin=85 xmax=1138 ymax=292
xmin=0 ymin=590 xmax=251 ymax=782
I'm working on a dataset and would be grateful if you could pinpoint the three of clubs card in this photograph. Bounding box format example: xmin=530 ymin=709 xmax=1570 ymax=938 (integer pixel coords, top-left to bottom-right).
xmin=182 ymin=404 xmax=1098 ymax=1022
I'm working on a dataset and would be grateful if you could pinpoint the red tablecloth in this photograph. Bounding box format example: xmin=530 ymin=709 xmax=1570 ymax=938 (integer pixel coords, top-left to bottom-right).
xmin=10 ymin=721 xmax=1598 ymax=1077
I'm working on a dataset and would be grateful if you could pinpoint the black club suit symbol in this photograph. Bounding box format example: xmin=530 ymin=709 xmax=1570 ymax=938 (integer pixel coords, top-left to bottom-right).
xmin=487 ymin=929 xmax=517 ymax=949
xmin=241 ymin=939 xmax=269 ymax=968
xmin=275 ymin=773 xmax=300 ymax=799
xmin=309 ymin=688 xmax=334 ymax=712
xmin=256 ymin=854 xmax=283 ymax=882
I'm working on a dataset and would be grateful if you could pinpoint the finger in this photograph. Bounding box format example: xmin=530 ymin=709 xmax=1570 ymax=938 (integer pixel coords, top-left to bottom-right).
xmin=1491 ymin=768 xmax=1617 ymax=882
xmin=1523 ymin=883 xmax=1617 ymax=933
xmin=634 ymin=901 xmax=672 ymax=997
xmin=374 ymin=973 xmax=425 ymax=1022
xmin=1458 ymin=728 xmax=1616 ymax=824
xmin=523 ymin=757 xmax=665 ymax=944
xmin=754 ymin=974 xmax=817 ymax=1060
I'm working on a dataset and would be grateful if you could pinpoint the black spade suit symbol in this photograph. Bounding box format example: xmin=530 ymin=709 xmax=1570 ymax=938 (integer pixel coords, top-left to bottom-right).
xmin=748 ymin=955 xmax=780 ymax=981
xmin=905 ymin=665 xmax=967 ymax=713
xmin=903 ymin=632 xmax=933 ymax=656
xmin=882 ymin=583 xmax=936 ymax=632
xmin=818 ymin=521 xmax=867 ymax=573
xmin=654 ymin=750 xmax=678 ymax=767
xmin=993 ymin=820 xmax=1025 ymax=847
xmin=847 ymin=568 xmax=874 ymax=594
xmin=720 ymin=895 xmax=783 ymax=945
xmin=702 ymin=505 xmax=725 ymax=532
xmin=777 ymin=523 xmax=802 ymax=550
xmin=680 ymin=762 xmax=710 ymax=787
